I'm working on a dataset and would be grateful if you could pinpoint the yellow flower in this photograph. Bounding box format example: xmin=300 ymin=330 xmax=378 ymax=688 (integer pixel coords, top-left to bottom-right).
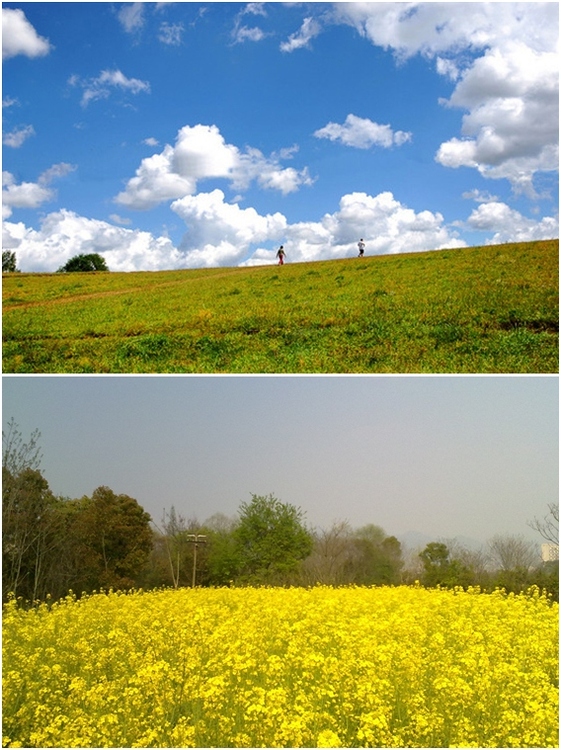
xmin=2 ymin=585 xmax=558 ymax=748
xmin=317 ymin=729 xmax=342 ymax=747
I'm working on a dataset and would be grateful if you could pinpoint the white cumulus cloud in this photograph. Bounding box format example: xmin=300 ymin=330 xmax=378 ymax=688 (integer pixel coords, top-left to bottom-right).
xmin=279 ymin=191 xmax=466 ymax=264
xmin=435 ymin=40 xmax=558 ymax=195
xmin=2 ymin=163 xmax=76 ymax=219
xmin=38 ymin=162 xmax=76 ymax=185
xmin=332 ymin=3 xmax=558 ymax=61
xmin=171 ymin=189 xmax=287 ymax=268
xmin=2 ymin=172 xmax=54 ymax=219
xmin=116 ymin=124 xmax=313 ymax=210
xmin=115 ymin=144 xmax=196 ymax=210
xmin=231 ymin=1 xmax=268 ymax=43
xmin=232 ymin=25 xmax=267 ymax=44
xmin=170 ymin=189 xmax=465 ymax=268
xmin=466 ymin=201 xmax=559 ymax=245
xmin=2 ymin=8 xmax=51 ymax=60
xmin=2 ymin=96 xmax=19 ymax=109
xmin=314 ymin=114 xmax=412 ymax=149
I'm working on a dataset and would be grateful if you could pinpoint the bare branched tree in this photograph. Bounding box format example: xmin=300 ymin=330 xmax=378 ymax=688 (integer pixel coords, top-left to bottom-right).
xmin=2 ymin=418 xmax=42 ymax=475
xmin=488 ymin=534 xmax=540 ymax=572
xmin=528 ymin=503 xmax=559 ymax=546
xmin=301 ymin=521 xmax=354 ymax=585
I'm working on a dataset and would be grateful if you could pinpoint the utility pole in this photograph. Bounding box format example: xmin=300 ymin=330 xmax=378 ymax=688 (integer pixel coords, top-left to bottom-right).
xmin=187 ymin=534 xmax=207 ymax=587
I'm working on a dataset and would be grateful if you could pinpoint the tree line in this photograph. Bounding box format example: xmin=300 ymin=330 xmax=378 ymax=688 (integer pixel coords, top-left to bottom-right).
xmin=3 ymin=421 xmax=558 ymax=603
xmin=3 ymin=251 xmax=108 ymax=273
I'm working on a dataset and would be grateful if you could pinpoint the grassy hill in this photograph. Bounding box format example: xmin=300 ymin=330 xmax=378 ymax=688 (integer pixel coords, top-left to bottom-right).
xmin=2 ymin=239 xmax=558 ymax=373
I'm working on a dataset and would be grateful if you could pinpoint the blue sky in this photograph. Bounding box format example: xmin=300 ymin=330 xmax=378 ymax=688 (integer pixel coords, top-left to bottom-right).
xmin=2 ymin=2 xmax=559 ymax=271
xmin=2 ymin=375 xmax=558 ymax=546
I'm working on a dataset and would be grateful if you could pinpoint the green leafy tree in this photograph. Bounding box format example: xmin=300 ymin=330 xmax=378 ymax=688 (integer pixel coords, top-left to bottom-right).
xmin=2 ymin=466 xmax=62 ymax=601
xmin=2 ymin=250 xmax=18 ymax=273
xmin=201 ymin=514 xmax=242 ymax=586
xmin=234 ymin=494 xmax=313 ymax=584
xmin=58 ymin=253 xmax=109 ymax=272
xmin=533 ymin=561 xmax=559 ymax=601
xmin=160 ymin=506 xmax=189 ymax=588
xmin=419 ymin=542 xmax=468 ymax=587
xmin=2 ymin=420 xmax=56 ymax=602
xmin=348 ymin=525 xmax=404 ymax=585
xmin=69 ymin=486 xmax=153 ymax=591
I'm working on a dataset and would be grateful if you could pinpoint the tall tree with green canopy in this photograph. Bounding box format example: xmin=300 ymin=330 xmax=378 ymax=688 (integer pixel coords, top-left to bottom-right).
xmin=419 ymin=541 xmax=470 ymax=588
xmin=2 ymin=250 xmax=18 ymax=273
xmin=2 ymin=419 xmax=58 ymax=602
xmin=69 ymin=486 xmax=153 ymax=592
xmin=57 ymin=253 xmax=108 ymax=272
xmin=234 ymin=494 xmax=313 ymax=584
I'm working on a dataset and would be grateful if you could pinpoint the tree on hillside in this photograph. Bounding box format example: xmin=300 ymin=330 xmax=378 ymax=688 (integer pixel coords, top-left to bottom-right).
xmin=234 ymin=494 xmax=313 ymax=584
xmin=57 ymin=253 xmax=108 ymax=272
xmin=2 ymin=250 xmax=18 ymax=273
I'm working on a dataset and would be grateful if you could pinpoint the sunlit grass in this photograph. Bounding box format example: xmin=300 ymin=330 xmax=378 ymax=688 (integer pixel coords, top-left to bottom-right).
xmin=3 ymin=240 xmax=558 ymax=372
xmin=2 ymin=585 xmax=558 ymax=748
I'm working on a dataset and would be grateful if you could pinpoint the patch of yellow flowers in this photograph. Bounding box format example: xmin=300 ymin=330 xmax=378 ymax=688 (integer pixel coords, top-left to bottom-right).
xmin=2 ymin=585 xmax=558 ymax=748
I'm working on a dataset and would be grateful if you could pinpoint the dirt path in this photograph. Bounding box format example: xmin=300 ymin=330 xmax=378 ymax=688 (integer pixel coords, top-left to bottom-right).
xmin=2 ymin=267 xmax=269 ymax=312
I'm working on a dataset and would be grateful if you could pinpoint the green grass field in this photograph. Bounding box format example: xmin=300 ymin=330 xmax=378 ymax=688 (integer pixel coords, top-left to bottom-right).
xmin=2 ymin=240 xmax=558 ymax=373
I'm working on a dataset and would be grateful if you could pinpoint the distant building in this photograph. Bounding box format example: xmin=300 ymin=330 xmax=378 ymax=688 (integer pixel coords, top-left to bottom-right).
xmin=541 ymin=543 xmax=559 ymax=562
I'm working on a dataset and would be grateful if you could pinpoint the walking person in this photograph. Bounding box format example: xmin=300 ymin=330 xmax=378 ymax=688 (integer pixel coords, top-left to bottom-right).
xmin=276 ymin=245 xmax=286 ymax=265
xmin=357 ymin=238 xmax=365 ymax=257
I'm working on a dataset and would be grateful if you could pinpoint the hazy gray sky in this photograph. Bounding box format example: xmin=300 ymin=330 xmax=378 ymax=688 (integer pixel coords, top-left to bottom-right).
xmin=2 ymin=375 xmax=558 ymax=546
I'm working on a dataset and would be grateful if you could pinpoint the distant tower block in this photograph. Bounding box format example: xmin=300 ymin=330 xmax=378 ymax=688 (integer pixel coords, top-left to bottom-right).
xmin=541 ymin=543 xmax=559 ymax=562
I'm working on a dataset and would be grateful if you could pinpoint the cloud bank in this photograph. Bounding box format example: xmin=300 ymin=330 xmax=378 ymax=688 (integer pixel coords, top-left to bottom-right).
xmin=2 ymin=210 xmax=182 ymax=273
xmin=4 ymin=189 xmax=468 ymax=272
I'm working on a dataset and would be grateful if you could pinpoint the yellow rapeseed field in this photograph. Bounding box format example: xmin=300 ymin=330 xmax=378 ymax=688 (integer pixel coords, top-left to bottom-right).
xmin=2 ymin=585 xmax=558 ymax=748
